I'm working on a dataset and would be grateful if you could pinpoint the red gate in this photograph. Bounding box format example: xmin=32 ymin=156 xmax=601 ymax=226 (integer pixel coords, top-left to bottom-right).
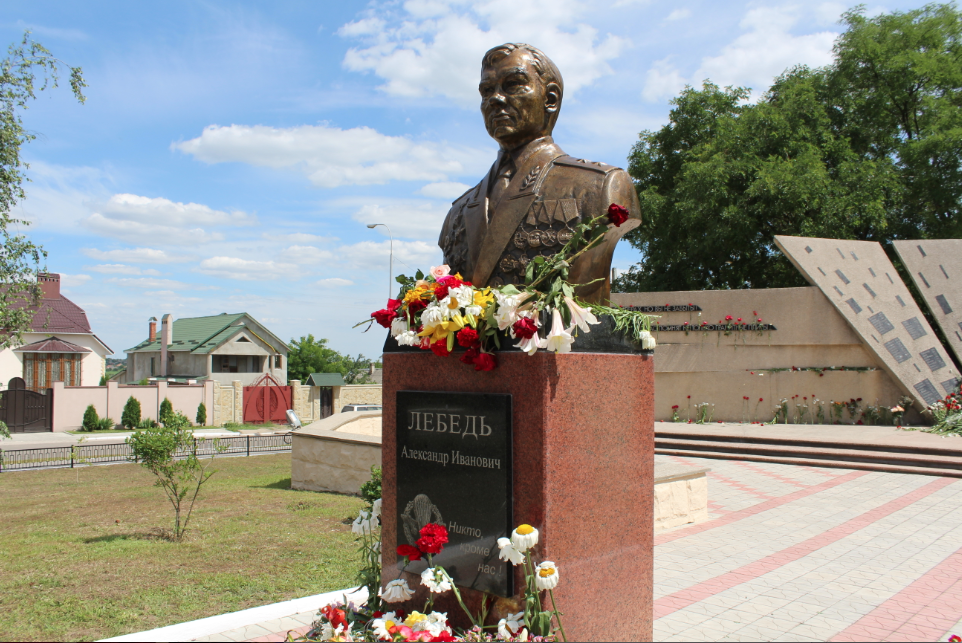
xmin=242 ymin=374 xmax=292 ymax=425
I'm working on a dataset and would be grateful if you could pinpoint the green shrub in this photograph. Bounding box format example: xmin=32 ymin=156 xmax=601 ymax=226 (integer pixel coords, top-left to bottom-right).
xmin=81 ymin=405 xmax=99 ymax=432
xmin=122 ymin=396 xmax=142 ymax=429
xmin=136 ymin=378 xmax=150 ymax=385
xmin=159 ymin=398 xmax=174 ymax=425
xmin=196 ymin=403 xmax=207 ymax=426
xmin=137 ymin=417 xmax=159 ymax=429
xmin=97 ymin=417 xmax=115 ymax=431
xmin=360 ymin=465 xmax=382 ymax=507
xmin=126 ymin=415 xmax=223 ymax=540
xmin=99 ymin=375 xmax=107 ymax=386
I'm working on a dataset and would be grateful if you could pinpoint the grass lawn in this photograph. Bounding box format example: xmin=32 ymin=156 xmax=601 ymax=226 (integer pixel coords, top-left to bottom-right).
xmin=0 ymin=453 xmax=365 ymax=642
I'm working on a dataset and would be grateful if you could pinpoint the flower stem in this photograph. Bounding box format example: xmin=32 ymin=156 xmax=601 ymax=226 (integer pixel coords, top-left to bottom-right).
xmin=548 ymin=589 xmax=567 ymax=643
xmin=442 ymin=569 xmax=478 ymax=628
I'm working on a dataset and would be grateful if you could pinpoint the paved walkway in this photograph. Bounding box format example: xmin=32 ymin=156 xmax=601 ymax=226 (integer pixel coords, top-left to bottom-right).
xmin=105 ymin=455 xmax=962 ymax=642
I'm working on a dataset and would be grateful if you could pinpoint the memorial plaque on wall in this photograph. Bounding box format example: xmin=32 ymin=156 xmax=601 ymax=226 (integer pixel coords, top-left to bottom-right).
xmin=396 ymin=391 xmax=512 ymax=597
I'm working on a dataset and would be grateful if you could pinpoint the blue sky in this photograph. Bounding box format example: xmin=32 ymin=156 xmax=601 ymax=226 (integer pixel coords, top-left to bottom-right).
xmin=5 ymin=0 xmax=925 ymax=359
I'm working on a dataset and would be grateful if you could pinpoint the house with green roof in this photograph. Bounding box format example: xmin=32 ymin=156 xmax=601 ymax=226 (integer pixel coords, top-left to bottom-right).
xmin=124 ymin=312 xmax=288 ymax=385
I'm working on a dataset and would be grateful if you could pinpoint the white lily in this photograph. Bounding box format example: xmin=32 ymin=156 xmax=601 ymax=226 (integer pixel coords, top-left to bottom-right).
xmin=351 ymin=510 xmax=374 ymax=535
xmin=564 ymin=296 xmax=599 ymax=333
xmin=544 ymin=308 xmax=574 ymax=353
xmin=420 ymin=567 xmax=452 ymax=593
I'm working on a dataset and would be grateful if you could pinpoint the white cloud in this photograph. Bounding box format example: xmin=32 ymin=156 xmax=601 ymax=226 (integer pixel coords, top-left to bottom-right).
xmin=351 ymin=201 xmax=449 ymax=240
xmin=106 ymin=277 xmax=197 ymax=290
xmin=338 ymin=0 xmax=627 ymax=106
xmin=86 ymin=264 xmax=162 ymax=276
xmin=261 ymin=232 xmax=337 ymax=244
xmin=282 ymin=245 xmax=335 ymax=264
xmin=197 ymin=257 xmax=298 ymax=281
xmin=18 ymin=162 xmax=113 ymax=231
xmin=419 ymin=181 xmax=472 ymax=200
xmin=82 ymin=247 xmax=190 ymax=264
xmin=641 ymin=4 xmax=840 ymax=102
xmin=316 ymin=278 xmax=354 ymax=287
xmin=82 ymin=194 xmax=256 ymax=245
xmin=665 ymin=8 xmax=691 ymax=21
xmin=336 ymin=239 xmax=442 ymax=271
xmin=642 ymin=57 xmax=687 ymax=103
xmin=174 ymin=124 xmax=483 ymax=188
xmin=59 ymin=273 xmax=91 ymax=288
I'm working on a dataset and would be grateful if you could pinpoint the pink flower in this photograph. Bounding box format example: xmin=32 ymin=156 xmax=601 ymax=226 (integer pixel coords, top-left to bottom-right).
xmin=430 ymin=265 xmax=451 ymax=280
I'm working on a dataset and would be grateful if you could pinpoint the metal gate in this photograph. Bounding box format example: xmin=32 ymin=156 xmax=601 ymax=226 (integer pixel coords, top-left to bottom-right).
xmin=320 ymin=387 xmax=333 ymax=419
xmin=242 ymin=374 xmax=291 ymax=425
xmin=0 ymin=377 xmax=54 ymax=432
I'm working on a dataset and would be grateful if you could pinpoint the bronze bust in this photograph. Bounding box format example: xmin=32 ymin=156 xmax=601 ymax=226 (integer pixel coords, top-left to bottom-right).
xmin=438 ymin=43 xmax=641 ymax=304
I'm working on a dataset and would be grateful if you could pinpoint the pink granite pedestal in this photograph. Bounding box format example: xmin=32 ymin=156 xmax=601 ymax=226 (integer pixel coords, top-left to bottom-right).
xmin=382 ymin=351 xmax=654 ymax=642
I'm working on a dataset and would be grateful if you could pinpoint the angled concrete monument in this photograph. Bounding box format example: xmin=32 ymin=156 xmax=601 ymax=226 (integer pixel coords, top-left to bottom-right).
xmin=893 ymin=239 xmax=962 ymax=369
xmin=775 ymin=236 xmax=960 ymax=409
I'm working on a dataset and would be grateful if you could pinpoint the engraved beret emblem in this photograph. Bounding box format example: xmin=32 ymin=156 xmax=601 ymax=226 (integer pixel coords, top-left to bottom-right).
xmin=514 ymin=231 xmax=528 ymax=249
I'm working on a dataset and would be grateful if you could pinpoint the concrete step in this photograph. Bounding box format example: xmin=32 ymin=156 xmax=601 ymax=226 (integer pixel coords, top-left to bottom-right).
xmin=655 ymin=433 xmax=962 ymax=478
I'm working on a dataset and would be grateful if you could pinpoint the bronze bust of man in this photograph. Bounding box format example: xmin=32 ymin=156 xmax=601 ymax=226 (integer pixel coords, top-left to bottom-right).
xmin=438 ymin=43 xmax=641 ymax=303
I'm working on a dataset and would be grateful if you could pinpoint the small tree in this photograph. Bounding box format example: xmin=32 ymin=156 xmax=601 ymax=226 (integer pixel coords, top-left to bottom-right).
xmin=122 ymin=396 xmax=142 ymax=429
xmin=126 ymin=412 xmax=222 ymax=540
xmin=195 ymin=402 xmax=207 ymax=426
xmin=81 ymin=404 xmax=99 ymax=432
xmin=159 ymin=398 xmax=173 ymax=425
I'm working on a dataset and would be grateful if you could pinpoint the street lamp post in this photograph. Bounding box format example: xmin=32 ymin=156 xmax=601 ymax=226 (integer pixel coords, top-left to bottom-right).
xmin=366 ymin=223 xmax=394 ymax=301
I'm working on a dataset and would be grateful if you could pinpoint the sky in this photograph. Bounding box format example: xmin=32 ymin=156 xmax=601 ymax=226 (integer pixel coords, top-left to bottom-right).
xmin=4 ymin=0 xmax=928 ymax=359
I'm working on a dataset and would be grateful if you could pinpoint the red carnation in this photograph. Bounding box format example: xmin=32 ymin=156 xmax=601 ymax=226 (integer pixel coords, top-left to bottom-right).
xmin=460 ymin=347 xmax=479 ymax=365
xmin=457 ymin=328 xmax=480 ymax=347
xmin=512 ymin=317 xmax=538 ymax=340
xmin=473 ymin=352 xmax=497 ymax=371
xmin=417 ymin=523 xmax=449 ymax=555
xmin=434 ymin=284 xmax=450 ymax=301
xmin=397 ymin=544 xmax=422 ymax=561
xmin=372 ymin=308 xmax=397 ymax=328
xmin=431 ymin=340 xmax=450 ymax=357
xmin=388 ymin=298 xmax=402 ymax=312
xmin=672 ymin=405 xmax=679 ymax=409
xmin=607 ymin=203 xmax=630 ymax=227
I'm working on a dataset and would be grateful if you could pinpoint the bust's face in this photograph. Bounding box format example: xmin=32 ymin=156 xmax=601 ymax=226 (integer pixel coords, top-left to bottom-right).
xmin=479 ymin=50 xmax=556 ymax=149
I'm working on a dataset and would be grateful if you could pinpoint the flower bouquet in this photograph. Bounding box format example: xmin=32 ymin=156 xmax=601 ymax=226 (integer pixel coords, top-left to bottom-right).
xmin=297 ymin=501 xmax=565 ymax=642
xmin=361 ymin=205 xmax=656 ymax=371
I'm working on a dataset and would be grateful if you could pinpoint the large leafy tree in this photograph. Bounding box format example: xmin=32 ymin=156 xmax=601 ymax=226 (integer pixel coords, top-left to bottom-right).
xmin=287 ymin=334 xmax=373 ymax=384
xmin=1 ymin=32 xmax=85 ymax=348
xmin=617 ymin=4 xmax=962 ymax=293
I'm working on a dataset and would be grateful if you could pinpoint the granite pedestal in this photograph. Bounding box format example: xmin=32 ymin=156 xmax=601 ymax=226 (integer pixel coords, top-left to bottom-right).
xmin=381 ymin=349 xmax=654 ymax=642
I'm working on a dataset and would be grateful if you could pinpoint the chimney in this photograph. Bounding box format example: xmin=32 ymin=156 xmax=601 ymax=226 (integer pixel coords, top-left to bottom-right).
xmin=370 ymin=363 xmax=376 ymax=375
xmin=160 ymin=314 xmax=173 ymax=376
xmin=148 ymin=317 xmax=157 ymax=343
xmin=38 ymin=273 xmax=61 ymax=299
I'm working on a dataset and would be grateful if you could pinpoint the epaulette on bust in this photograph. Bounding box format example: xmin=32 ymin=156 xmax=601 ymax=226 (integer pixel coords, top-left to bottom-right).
xmin=452 ymin=182 xmax=481 ymax=205
xmin=552 ymin=155 xmax=620 ymax=174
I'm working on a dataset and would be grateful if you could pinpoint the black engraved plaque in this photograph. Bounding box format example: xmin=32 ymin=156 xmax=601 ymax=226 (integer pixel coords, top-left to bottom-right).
xmin=884 ymin=337 xmax=911 ymax=363
xmin=868 ymin=312 xmax=894 ymax=335
xmin=395 ymin=390 xmax=512 ymax=596
xmin=915 ymin=379 xmax=942 ymax=406
xmin=902 ymin=317 xmax=927 ymax=340
xmin=920 ymin=348 xmax=946 ymax=372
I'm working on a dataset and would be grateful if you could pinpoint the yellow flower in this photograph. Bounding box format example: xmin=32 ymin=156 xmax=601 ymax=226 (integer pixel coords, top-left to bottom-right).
xmin=404 ymin=287 xmax=428 ymax=304
xmin=473 ymin=289 xmax=494 ymax=309
xmin=404 ymin=612 xmax=428 ymax=627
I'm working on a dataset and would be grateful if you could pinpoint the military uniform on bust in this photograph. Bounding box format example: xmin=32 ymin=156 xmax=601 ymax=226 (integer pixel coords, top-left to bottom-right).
xmin=438 ymin=136 xmax=640 ymax=304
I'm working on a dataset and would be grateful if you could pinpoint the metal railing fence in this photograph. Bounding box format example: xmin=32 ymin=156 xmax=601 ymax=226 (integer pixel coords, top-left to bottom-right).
xmin=0 ymin=434 xmax=292 ymax=473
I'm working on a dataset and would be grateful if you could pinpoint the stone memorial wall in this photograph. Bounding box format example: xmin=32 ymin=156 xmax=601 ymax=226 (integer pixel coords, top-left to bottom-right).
xmin=776 ymin=236 xmax=960 ymax=409
xmin=893 ymin=239 xmax=962 ymax=370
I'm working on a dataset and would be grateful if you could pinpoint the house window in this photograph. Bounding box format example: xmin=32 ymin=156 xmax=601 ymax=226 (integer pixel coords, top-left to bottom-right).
xmin=23 ymin=353 xmax=83 ymax=391
xmin=274 ymin=355 xmax=282 ymax=368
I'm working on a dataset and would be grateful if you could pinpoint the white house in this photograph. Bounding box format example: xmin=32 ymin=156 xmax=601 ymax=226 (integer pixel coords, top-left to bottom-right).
xmin=0 ymin=273 xmax=112 ymax=390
